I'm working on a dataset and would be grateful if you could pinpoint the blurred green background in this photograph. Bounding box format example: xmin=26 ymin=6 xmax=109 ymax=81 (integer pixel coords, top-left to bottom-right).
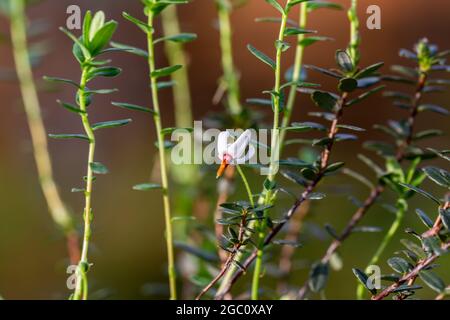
xmin=0 ymin=0 xmax=448 ymax=299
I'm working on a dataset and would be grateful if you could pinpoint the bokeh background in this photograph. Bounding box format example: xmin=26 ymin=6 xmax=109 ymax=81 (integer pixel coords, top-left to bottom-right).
xmin=0 ymin=0 xmax=449 ymax=299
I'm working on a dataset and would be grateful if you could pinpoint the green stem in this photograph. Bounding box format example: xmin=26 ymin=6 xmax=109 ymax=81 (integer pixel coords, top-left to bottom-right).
xmin=251 ymin=1 xmax=292 ymax=299
xmin=74 ymin=68 xmax=95 ymax=300
xmin=348 ymin=0 xmax=360 ymax=66
xmin=236 ymin=165 xmax=254 ymax=207
xmin=9 ymin=0 xmax=77 ymax=260
xmin=279 ymin=2 xmax=309 ymax=148
xmin=217 ymin=1 xmax=242 ymax=116
xmin=356 ymin=198 xmax=407 ymax=300
xmin=147 ymin=12 xmax=177 ymax=300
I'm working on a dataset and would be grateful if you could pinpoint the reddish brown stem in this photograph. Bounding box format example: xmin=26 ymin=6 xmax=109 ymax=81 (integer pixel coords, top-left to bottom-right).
xmin=372 ymin=241 xmax=450 ymax=300
xmin=298 ymin=72 xmax=428 ymax=299
xmin=215 ymin=167 xmax=236 ymax=264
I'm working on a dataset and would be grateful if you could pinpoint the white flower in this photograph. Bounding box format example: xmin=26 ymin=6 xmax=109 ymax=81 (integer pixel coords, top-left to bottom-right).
xmin=216 ymin=129 xmax=255 ymax=178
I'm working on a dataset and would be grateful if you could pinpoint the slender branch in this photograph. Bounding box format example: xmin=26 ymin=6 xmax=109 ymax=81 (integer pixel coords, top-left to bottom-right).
xmin=197 ymin=206 xmax=249 ymax=300
xmin=250 ymin=0 xmax=293 ymax=300
xmin=372 ymin=241 xmax=450 ymax=300
xmin=147 ymin=11 xmax=177 ymax=300
xmin=9 ymin=0 xmax=79 ymax=264
xmin=279 ymin=2 xmax=309 ymax=148
xmin=215 ymin=167 xmax=236 ymax=264
xmin=298 ymin=70 xmax=429 ymax=300
xmin=73 ymin=67 xmax=96 ymax=301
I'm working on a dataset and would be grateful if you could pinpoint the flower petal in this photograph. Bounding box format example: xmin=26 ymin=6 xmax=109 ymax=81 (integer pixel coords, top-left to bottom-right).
xmin=227 ymin=129 xmax=253 ymax=159
xmin=233 ymin=145 xmax=256 ymax=164
xmin=217 ymin=130 xmax=231 ymax=159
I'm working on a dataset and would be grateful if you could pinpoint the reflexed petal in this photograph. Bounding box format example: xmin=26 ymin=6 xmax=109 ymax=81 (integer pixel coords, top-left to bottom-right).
xmin=233 ymin=145 xmax=256 ymax=164
xmin=217 ymin=131 xmax=231 ymax=159
xmin=227 ymin=129 xmax=253 ymax=159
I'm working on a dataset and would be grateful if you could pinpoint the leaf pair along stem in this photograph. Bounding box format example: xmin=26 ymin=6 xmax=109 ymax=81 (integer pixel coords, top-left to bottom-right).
xmin=9 ymin=0 xmax=79 ymax=264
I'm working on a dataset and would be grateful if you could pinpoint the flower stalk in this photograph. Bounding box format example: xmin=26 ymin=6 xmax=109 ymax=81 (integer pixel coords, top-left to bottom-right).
xmin=146 ymin=11 xmax=177 ymax=300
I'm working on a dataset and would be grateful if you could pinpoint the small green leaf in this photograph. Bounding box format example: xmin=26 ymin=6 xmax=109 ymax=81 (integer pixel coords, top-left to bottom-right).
xmin=419 ymin=270 xmax=446 ymax=293
xmin=439 ymin=207 xmax=450 ymax=230
xmin=336 ymin=50 xmax=354 ymax=73
xmin=92 ymin=119 xmax=132 ymax=131
xmin=335 ymin=134 xmax=357 ymax=142
xmin=391 ymin=284 xmax=422 ymax=293
xmin=301 ymin=167 xmax=318 ymax=180
xmin=339 ymin=78 xmax=358 ymax=92
xmin=133 ymin=183 xmax=162 ymax=191
xmin=154 ymin=33 xmax=197 ymax=44
xmin=422 ymin=166 xmax=450 ymax=188
xmin=353 ymin=268 xmax=377 ymax=294
xmin=415 ymin=209 xmax=434 ymax=228
xmin=87 ymin=67 xmax=121 ymax=81
xmin=346 ymin=85 xmax=385 ymax=106
xmin=387 ymin=257 xmax=413 ymax=274
xmin=110 ymin=42 xmax=148 ymax=58
xmin=263 ymin=178 xmax=277 ymax=191
xmin=307 ymin=1 xmax=343 ymax=12
xmin=284 ymin=27 xmax=316 ymax=36
xmin=43 ymin=76 xmax=80 ymax=88
xmin=307 ymin=192 xmax=326 ymax=200
xmin=418 ymin=104 xmax=449 ymax=116
xmin=265 ymin=0 xmax=285 ymax=15
xmin=324 ymin=162 xmax=345 ymax=174
xmin=151 ymin=65 xmax=182 ymax=78
xmin=90 ymin=162 xmax=108 ymax=174
xmin=89 ymin=20 xmax=118 ymax=55
xmin=59 ymin=27 xmax=91 ymax=60
xmin=123 ymin=12 xmax=153 ymax=34
xmin=337 ymin=124 xmax=365 ymax=132
xmin=112 ymin=102 xmax=155 ymax=114
xmin=308 ymin=262 xmax=329 ymax=293
xmin=246 ymin=98 xmax=272 ymax=106
xmin=161 ymin=127 xmax=193 ymax=136
xmin=312 ymin=137 xmax=333 ymax=147
xmin=275 ymin=40 xmax=290 ymax=52
xmin=247 ymin=44 xmax=276 ymax=69
xmin=399 ymin=183 xmax=441 ymax=204
xmin=56 ymin=100 xmax=85 ymax=114
xmin=88 ymin=11 xmax=105 ymax=42
xmin=355 ymin=62 xmax=384 ymax=79
xmin=49 ymin=134 xmax=90 ymax=141
xmin=311 ymin=91 xmax=338 ymax=111
xmin=299 ymin=36 xmax=333 ymax=47
xmin=285 ymin=122 xmax=326 ymax=132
